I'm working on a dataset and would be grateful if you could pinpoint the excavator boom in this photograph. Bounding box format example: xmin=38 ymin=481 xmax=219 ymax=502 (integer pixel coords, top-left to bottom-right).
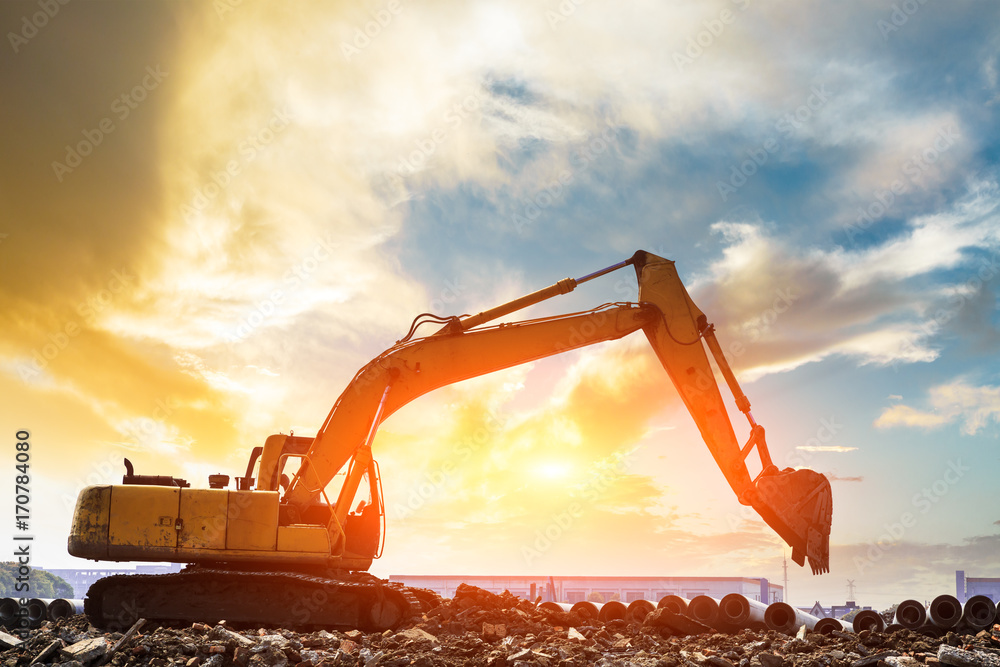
xmin=287 ymin=250 xmax=832 ymax=574
xmin=69 ymin=249 xmax=831 ymax=633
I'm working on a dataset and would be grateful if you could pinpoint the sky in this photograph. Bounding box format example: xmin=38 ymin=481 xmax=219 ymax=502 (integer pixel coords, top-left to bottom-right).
xmin=1 ymin=0 xmax=998 ymax=611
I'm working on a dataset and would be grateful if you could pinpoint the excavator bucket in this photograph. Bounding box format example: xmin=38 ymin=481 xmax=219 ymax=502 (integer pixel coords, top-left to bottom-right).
xmin=749 ymin=468 xmax=833 ymax=574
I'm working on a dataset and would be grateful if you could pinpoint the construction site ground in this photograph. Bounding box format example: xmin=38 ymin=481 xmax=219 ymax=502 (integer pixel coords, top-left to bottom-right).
xmin=4 ymin=585 xmax=1000 ymax=667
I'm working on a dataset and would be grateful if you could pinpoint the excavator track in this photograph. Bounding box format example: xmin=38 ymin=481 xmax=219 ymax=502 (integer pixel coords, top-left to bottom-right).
xmin=84 ymin=568 xmax=422 ymax=632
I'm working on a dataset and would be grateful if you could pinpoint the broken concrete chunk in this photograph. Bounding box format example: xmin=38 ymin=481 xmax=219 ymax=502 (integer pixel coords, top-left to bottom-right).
xmin=886 ymin=657 xmax=923 ymax=667
xmin=938 ymin=645 xmax=1000 ymax=667
xmin=852 ymin=652 xmax=900 ymax=667
xmin=0 ymin=631 xmax=23 ymax=650
xmin=248 ymin=646 xmax=288 ymax=667
xmin=59 ymin=638 xmax=108 ymax=665
xmin=30 ymin=639 xmax=63 ymax=665
xmin=208 ymin=625 xmax=255 ymax=648
xmin=397 ymin=627 xmax=439 ymax=644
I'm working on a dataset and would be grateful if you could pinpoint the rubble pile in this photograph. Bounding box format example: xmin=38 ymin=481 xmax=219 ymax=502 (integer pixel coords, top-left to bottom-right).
xmin=3 ymin=586 xmax=1000 ymax=667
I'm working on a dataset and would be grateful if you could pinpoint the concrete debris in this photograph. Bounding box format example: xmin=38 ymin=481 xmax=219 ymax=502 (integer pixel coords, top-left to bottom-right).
xmin=8 ymin=587 xmax=1000 ymax=667
xmin=939 ymin=644 xmax=1000 ymax=667
xmin=0 ymin=631 xmax=23 ymax=650
xmin=58 ymin=637 xmax=108 ymax=665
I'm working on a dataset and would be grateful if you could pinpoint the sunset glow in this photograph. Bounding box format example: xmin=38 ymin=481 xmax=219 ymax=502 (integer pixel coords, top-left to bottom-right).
xmin=1 ymin=0 xmax=998 ymax=611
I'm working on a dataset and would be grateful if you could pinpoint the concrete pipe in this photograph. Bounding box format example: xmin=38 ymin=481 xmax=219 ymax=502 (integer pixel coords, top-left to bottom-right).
xmin=0 ymin=598 xmax=19 ymax=628
xmin=748 ymin=621 xmax=769 ymax=633
xmin=626 ymin=599 xmax=655 ymax=624
xmin=852 ymin=609 xmax=885 ymax=633
xmin=894 ymin=599 xmax=927 ymax=630
xmin=570 ymin=601 xmax=600 ymax=620
xmin=929 ymin=595 xmax=962 ymax=629
xmin=884 ymin=624 xmax=905 ymax=634
xmin=917 ymin=623 xmax=943 ymax=638
xmin=688 ymin=596 xmax=723 ymax=627
xmin=27 ymin=598 xmax=49 ymax=627
xmin=765 ymin=602 xmax=820 ymax=635
xmin=538 ymin=601 xmax=572 ymax=614
xmin=813 ymin=618 xmax=844 ymax=635
xmin=48 ymin=598 xmax=85 ymax=621
xmin=657 ymin=595 xmax=690 ymax=614
xmin=599 ymin=600 xmax=627 ymax=622
xmin=961 ymin=595 xmax=997 ymax=630
xmin=719 ymin=594 xmax=769 ymax=630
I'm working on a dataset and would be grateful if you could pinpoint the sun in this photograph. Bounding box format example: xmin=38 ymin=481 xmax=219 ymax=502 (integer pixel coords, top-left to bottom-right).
xmin=533 ymin=461 xmax=572 ymax=480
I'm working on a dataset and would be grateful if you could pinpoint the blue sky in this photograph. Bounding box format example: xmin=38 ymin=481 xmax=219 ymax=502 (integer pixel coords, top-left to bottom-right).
xmin=0 ymin=0 xmax=998 ymax=609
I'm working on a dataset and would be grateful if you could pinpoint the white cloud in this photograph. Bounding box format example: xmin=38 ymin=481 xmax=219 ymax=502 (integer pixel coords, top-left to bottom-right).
xmin=875 ymin=379 xmax=1000 ymax=435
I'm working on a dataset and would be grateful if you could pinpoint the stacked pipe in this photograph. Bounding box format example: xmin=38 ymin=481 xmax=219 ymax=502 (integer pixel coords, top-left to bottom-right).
xmin=0 ymin=597 xmax=86 ymax=629
xmin=543 ymin=591 xmax=999 ymax=639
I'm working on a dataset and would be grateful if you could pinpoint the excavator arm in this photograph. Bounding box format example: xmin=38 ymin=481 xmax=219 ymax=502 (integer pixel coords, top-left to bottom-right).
xmin=285 ymin=250 xmax=832 ymax=574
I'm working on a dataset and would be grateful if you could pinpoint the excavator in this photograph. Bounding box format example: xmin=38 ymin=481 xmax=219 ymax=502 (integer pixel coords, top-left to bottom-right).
xmin=68 ymin=250 xmax=832 ymax=631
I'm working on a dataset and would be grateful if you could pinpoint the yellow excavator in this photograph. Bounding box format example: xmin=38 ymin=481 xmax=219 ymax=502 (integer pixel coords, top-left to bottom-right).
xmin=68 ymin=250 xmax=832 ymax=630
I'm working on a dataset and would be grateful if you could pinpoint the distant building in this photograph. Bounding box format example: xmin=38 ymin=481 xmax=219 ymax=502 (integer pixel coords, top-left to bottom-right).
xmin=43 ymin=564 xmax=183 ymax=598
xmin=802 ymin=600 xmax=869 ymax=619
xmin=957 ymin=570 xmax=1000 ymax=603
xmin=389 ymin=575 xmax=783 ymax=604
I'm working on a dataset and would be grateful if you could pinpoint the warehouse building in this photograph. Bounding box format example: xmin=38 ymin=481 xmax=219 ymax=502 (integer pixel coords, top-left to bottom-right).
xmin=957 ymin=570 xmax=1000 ymax=603
xmin=389 ymin=575 xmax=782 ymax=604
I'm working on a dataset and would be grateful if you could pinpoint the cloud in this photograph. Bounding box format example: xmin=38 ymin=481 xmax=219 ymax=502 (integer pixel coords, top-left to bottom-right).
xmin=875 ymin=379 xmax=1000 ymax=435
xmin=825 ymin=474 xmax=864 ymax=482
xmin=685 ymin=178 xmax=1000 ymax=381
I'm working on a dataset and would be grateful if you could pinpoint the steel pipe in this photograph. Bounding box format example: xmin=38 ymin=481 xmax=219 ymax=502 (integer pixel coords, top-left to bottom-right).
xmin=657 ymin=595 xmax=690 ymax=614
xmin=599 ymin=600 xmax=627 ymax=622
xmin=719 ymin=594 xmax=769 ymax=629
xmin=929 ymin=595 xmax=962 ymax=629
xmin=626 ymin=599 xmax=655 ymax=624
xmin=961 ymin=595 xmax=997 ymax=630
xmin=570 ymin=601 xmax=600 ymax=619
xmin=894 ymin=599 xmax=927 ymax=630
xmin=814 ymin=618 xmax=844 ymax=635
xmin=765 ymin=602 xmax=820 ymax=635
xmin=852 ymin=609 xmax=885 ymax=633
